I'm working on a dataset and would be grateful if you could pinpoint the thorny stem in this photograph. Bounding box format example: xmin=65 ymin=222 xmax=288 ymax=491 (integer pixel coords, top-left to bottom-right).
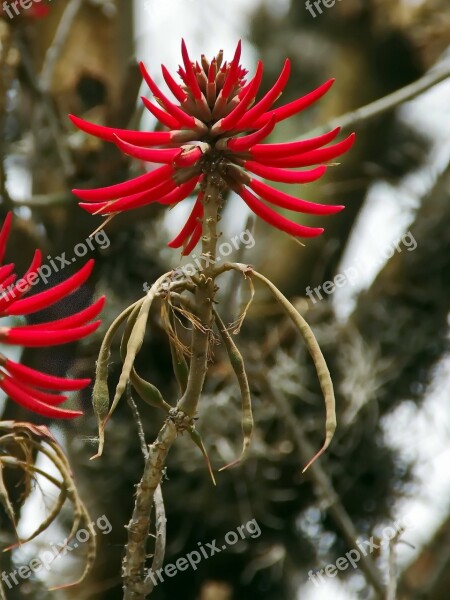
xmin=122 ymin=418 xmax=178 ymax=600
xmin=177 ymin=171 xmax=223 ymax=416
xmin=122 ymin=171 xmax=223 ymax=600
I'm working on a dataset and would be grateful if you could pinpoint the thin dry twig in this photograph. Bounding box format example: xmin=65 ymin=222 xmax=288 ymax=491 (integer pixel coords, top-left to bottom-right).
xmin=143 ymin=484 xmax=167 ymax=594
xmin=386 ymin=534 xmax=400 ymax=600
xmin=0 ymin=422 xmax=96 ymax=590
xmin=126 ymin=384 xmax=168 ymax=595
xmin=40 ymin=0 xmax=85 ymax=92
xmin=253 ymin=374 xmax=385 ymax=598
xmin=302 ymin=59 xmax=450 ymax=138
xmin=122 ymin=416 xmax=179 ymax=600
xmin=127 ymin=385 xmax=148 ymax=460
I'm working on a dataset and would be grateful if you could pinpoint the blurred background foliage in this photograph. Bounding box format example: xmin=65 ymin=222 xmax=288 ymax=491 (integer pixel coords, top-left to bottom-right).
xmin=0 ymin=0 xmax=449 ymax=599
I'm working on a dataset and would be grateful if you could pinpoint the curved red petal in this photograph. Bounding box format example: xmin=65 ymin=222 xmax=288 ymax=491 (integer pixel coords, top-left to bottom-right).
xmin=234 ymin=59 xmax=291 ymax=129
xmin=0 ymin=250 xmax=42 ymax=314
xmin=237 ymin=186 xmax=324 ymax=238
xmin=0 ymin=212 xmax=12 ymax=264
xmin=4 ymin=358 xmax=91 ymax=390
xmin=69 ymin=114 xmax=174 ymax=146
xmin=161 ymin=64 xmax=187 ymax=103
xmin=168 ymin=196 xmax=204 ymax=248
xmin=140 ymin=63 xmax=196 ymax=128
xmin=7 ymin=377 xmax=68 ymax=405
xmin=253 ymin=79 xmax=335 ymax=129
xmin=3 ymin=320 xmax=101 ymax=347
xmin=213 ymin=61 xmax=264 ymax=133
xmin=0 ymin=264 xmax=15 ymax=286
xmin=158 ymin=176 xmax=200 ymax=206
xmin=0 ymin=274 xmax=17 ymax=291
xmin=182 ymin=221 xmax=203 ymax=256
xmin=141 ymin=96 xmax=181 ymax=129
xmin=0 ymin=375 xmax=83 ymax=419
xmin=181 ymin=39 xmax=203 ymax=101
xmin=221 ymin=40 xmax=242 ymax=99
xmin=82 ymin=179 xmax=177 ymax=215
xmin=249 ymin=179 xmax=344 ymax=215
xmin=174 ymin=147 xmax=203 ymax=168
xmin=73 ymin=164 xmax=174 ymax=201
xmin=250 ymin=127 xmax=342 ymax=159
xmin=244 ymin=162 xmax=328 ymax=184
xmin=256 ymin=133 xmax=356 ymax=167
xmin=114 ymin=136 xmax=182 ymax=163
xmin=227 ymin=115 xmax=277 ymax=153
xmin=22 ymin=296 xmax=106 ymax=331
xmin=5 ymin=259 xmax=94 ymax=316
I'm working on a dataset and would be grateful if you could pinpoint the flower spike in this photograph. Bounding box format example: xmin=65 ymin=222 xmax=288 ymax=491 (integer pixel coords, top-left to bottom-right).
xmin=0 ymin=213 xmax=103 ymax=419
xmin=71 ymin=40 xmax=354 ymax=248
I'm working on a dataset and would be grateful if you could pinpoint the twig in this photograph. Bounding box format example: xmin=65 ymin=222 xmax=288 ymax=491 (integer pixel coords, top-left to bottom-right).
xmin=38 ymin=0 xmax=84 ymax=178
xmin=15 ymin=33 xmax=75 ymax=178
xmin=256 ymin=372 xmax=386 ymax=598
xmin=10 ymin=192 xmax=74 ymax=208
xmin=40 ymin=0 xmax=85 ymax=92
xmin=126 ymin=383 xmax=168 ymax=596
xmin=127 ymin=385 xmax=148 ymax=460
xmin=144 ymin=484 xmax=167 ymax=594
xmin=122 ymin=415 xmax=179 ymax=600
xmin=302 ymin=59 xmax=450 ymax=138
xmin=386 ymin=535 xmax=400 ymax=600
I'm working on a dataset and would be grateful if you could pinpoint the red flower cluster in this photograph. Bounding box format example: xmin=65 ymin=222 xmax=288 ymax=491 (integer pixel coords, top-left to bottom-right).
xmin=71 ymin=40 xmax=355 ymax=255
xmin=0 ymin=213 xmax=104 ymax=419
